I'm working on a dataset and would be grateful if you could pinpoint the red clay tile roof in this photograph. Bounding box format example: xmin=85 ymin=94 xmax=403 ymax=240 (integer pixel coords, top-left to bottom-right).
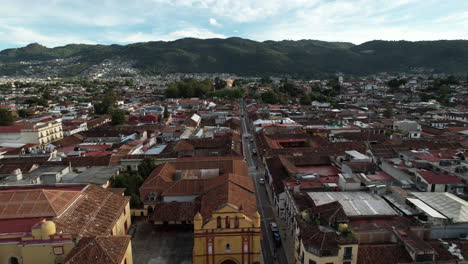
xmin=140 ymin=163 xmax=177 ymax=198
xmin=417 ymin=170 xmax=463 ymax=184
xmin=179 ymin=99 xmax=202 ymax=103
xmin=63 ymin=156 xmax=111 ymax=167
xmin=162 ymin=179 xmax=206 ymax=196
xmin=0 ymin=217 xmax=48 ymax=233
xmin=0 ymin=156 xmax=50 ymax=165
xmin=357 ymin=244 xmax=413 ymax=264
xmin=150 ymin=202 xmax=197 ymax=222
xmin=0 ymin=126 xmax=23 ymax=133
xmin=0 ymin=189 xmax=81 ymax=219
xmin=174 ymin=140 xmax=194 ymax=151
xmin=139 ymin=156 xmax=247 ymax=199
xmin=54 ymin=185 xmax=130 ymax=237
xmin=199 ymin=174 xmax=257 ymax=222
xmin=65 ymin=236 xmax=131 ymax=264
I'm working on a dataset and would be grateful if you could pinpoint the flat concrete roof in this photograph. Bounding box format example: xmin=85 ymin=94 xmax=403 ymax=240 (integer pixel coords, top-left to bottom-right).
xmin=62 ymin=166 xmax=119 ymax=185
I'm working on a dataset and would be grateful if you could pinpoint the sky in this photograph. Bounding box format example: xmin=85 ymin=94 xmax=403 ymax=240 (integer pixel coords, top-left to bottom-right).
xmin=0 ymin=0 xmax=467 ymax=50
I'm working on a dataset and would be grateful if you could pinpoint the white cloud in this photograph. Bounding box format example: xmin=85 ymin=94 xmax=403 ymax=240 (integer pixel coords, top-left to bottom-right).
xmin=0 ymin=25 xmax=96 ymax=47
xmin=0 ymin=0 xmax=466 ymax=48
xmin=166 ymin=27 xmax=225 ymax=39
xmin=209 ymin=18 xmax=220 ymax=26
xmin=107 ymin=26 xmax=226 ymax=44
xmin=242 ymin=0 xmax=466 ymax=44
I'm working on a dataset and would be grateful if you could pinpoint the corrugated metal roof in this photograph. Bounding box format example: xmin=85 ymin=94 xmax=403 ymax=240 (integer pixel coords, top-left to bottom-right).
xmin=407 ymin=198 xmax=447 ymax=219
xmin=411 ymin=192 xmax=468 ymax=223
xmin=307 ymin=192 xmax=397 ymax=216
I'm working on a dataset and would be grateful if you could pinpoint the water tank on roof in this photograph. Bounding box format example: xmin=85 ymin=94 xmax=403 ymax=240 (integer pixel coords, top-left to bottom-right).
xmin=41 ymin=220 xmax=56 ymax=239
xmin=338 ymin=223 xmax=349 ymax=232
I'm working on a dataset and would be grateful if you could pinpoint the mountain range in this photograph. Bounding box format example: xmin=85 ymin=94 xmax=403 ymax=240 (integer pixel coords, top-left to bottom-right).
xmin=1 ymin=37 xmax=467 ymax=77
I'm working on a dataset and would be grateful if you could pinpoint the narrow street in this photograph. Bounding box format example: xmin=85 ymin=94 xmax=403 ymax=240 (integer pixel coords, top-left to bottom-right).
xmin=240 ymin=99 xmax=290 ymax=264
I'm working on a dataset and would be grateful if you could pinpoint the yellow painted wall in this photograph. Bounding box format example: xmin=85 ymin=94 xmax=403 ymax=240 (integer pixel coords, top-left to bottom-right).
xmin=0 ymin=234 xmax=75 ymax=264
xmin=112 ymin=202 xmax=132 ymax=236
xmin=131 ymin=209 xmax=148 ymax=217
xmin=295 ymin=239 xmax=358 ymax=264
xmin=1 ymin=201 xmax=132 ymax=264
xmin=193 ymin=205 xmax=261 ymax=264
xmin=21 ymin=242 xmax=75 ymax=264
xmin=120 ymin=240 xmax=134 ymax=264
xmin=0 ymin=242 xmax=21 ymax=264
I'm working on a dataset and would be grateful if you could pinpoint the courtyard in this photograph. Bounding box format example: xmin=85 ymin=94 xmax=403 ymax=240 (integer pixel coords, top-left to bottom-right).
xmin=131 ymin=219 xmax=193 ymax=264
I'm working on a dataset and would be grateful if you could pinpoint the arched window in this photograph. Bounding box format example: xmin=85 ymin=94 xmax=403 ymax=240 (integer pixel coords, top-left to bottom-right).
xmin=225 ymin=243 xmax=231 ymax=252
xmin=217 ymin=216 xmax=222 ymax=228
xmin=10 ymin=257 xmax=19 ymax=264
xmin=225 ymin=216 xmax=230 ymax=229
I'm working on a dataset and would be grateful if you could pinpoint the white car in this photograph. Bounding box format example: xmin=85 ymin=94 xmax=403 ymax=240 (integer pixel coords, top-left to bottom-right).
xmin=259 ymin=178 xmax=265 ymax=184
xmin=270 ymin=222 xmax=279 ymax=232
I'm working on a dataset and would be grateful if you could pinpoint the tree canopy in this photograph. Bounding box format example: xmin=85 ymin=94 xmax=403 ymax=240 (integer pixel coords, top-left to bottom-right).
xmin=111 ymin=110 xmax=126 ymax=125
xmin=94 ymin=88 xmax=117 ymax=114
xmin=2 ymin=39 xmax=468 ymax=77
xmin=261 ymin=90 xmax=279 ymax=104
xmin=0 ymin=108 xmax=13 ymax=126
xmin=165 ymin=79 xmax=212 ymax=98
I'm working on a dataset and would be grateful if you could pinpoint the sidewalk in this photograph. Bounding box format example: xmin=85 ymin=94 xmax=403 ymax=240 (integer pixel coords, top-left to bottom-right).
xmin=264 ymin=182 xmax=296 ymax=264
xmin=274 ymin=212 xmax=296 ymax=264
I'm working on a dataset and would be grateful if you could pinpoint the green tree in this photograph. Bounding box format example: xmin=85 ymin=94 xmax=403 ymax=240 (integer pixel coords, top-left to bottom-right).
xmin=259 ymin=76 xmax=272 ymax=85
xmin=113 ymin=173 xmax=145 ymax=208
xmin=232 ymin=79 xmax=243 ymax=87
xmin=18 ymin=109 xmax=28 ymax=118
xmin=138 ymin=158 xmax=156 ymax=179
xmin=94 ymin=88 xmax=117 ymax=114
xmin=165 ymin=86 xmax=179 ymax=98
xmin=163 ymin=105 xmax=169 ymax=119
xmin=383 ymin=104 xmax=394 ymax=118
xmin=42 ymin=90 xmax=52 ymax=100
xmin=111 ymin=110 xmax=126 ymax=125
xmin=25 ymin=97 xmax=48 ymax=107
xmin=165 ymin=79 xmax=212 ymax=98
xmin=0 ymin=108 xmax=14 ymax=126
xmin=214 ymin=77 xmax=227 ymax=90
xmin=280 ymin=81 xmax=302 ymax=97
xmin=387 ymin=79 xmax=406 ymax=92
xmin=261 ymin=90 xmax=279 ymax=104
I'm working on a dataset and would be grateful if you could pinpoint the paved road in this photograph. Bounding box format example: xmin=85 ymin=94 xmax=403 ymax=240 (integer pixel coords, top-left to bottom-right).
xmin=240 ymin=99 xmax=289 ymax=264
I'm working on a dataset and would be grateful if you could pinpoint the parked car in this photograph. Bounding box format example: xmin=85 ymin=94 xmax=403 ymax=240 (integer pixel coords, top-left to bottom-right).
xmin=270 ymin=222 xmax=281 ymax=245
xmin=270 ymin=222 xmax=279 ymax=232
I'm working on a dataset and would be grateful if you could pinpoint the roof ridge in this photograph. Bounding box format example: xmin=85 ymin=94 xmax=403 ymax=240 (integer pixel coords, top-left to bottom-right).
xmin=65 ymin=237 xmax=97 ymax=263
xmin=42 ymin=190 xmax=66 ymax=216
xmin=76 ymin=187 xmax=113 ymax=236
xmin=96 ymin=236 xmax=120 ymax=263
xmin=225 ymin=173 xmax=254 ymax=193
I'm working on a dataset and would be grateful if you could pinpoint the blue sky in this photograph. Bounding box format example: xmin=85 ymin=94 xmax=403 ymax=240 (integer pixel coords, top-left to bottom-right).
xmin=0 ymin=0 xmax=467 ymax=50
